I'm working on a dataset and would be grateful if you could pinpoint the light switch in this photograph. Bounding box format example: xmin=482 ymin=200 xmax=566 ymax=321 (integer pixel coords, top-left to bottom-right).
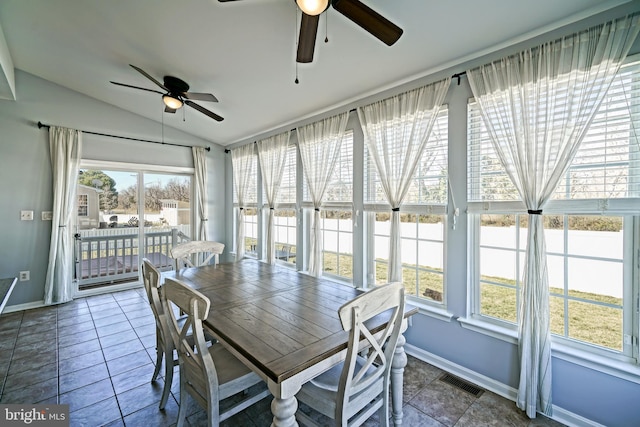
xmin=20 ymin=210 xmax=34 ymax=221
xmin=42 ymin=211 xmax=53 ymax=221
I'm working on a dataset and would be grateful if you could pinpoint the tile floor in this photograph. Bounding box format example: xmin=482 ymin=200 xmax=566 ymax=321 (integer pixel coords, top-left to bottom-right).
xmin=0 ymin=288 xmax=565 ymax=427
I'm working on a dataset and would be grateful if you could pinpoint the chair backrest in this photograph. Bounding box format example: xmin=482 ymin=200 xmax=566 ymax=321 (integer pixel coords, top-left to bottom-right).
xmin=336 ymin=282 xmax=405 ymax=423
xmin=162 ymin=277 xmax=219 ymax=409
xmin=170 ymin=240 xmax=225 ymax=269
xmin=141 ymin=258 xmax=165 ymax=333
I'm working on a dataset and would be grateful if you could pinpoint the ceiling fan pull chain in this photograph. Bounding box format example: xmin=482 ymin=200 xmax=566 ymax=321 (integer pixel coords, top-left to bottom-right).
xmin=295 ymin=5 xmax=300 ymax=84
xmin=325 ymin=11 xmax=328 ymax=43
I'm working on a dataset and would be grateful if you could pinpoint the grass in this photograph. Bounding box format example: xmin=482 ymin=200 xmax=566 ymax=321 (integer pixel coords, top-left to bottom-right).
xmin=247 ymin=244 xmax=622 ymax=352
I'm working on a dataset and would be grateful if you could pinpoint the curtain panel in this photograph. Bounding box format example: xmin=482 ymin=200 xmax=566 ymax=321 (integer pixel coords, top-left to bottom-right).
xmin=44 ymin=126 xmax=82 ymax=305
xmin=257 ymin=131 xmax=291 ymax=264
xmin=297 ymin=112 xmax=349 ymax=276
xmin=357 ymin=78 xmax=450 ymax=283
xmin=467 ymin=13 xmax=640 ymax=418
xmin=231 ymin=144 xmax=256 ymax=260
xmin=192 ymin=146 xmax=208 ymax=240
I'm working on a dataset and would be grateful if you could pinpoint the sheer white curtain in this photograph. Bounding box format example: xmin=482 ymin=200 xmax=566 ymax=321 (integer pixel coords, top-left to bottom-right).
xmin=44 ymin=126 xmax=82 ymax=305
xmin=297 ymin=112 xmax=349 ymax=276
xmin=192 ymin=146 xmax=208 ymax=240
xmin=467 ymin=13 xmax=639 ymax=418
xmin=357 ymin=79 xmax=450 ymax=283
xmin=257 ymin=131 xmax=291 ymax=264
xmin=231 ymin=144 xmax=256 ymax=260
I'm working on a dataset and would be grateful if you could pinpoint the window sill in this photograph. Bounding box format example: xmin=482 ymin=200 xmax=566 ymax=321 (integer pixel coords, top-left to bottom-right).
xmin=457 ymin=316 xmax=518 ymax=344
xmin=458 ymin=316 xmax=640 ymax=384
xmin=406 ymin=296 xmax=455 ymax=322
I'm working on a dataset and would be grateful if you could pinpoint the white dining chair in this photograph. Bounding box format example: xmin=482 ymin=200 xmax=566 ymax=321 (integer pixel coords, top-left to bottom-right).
xmin=170 ymin=240 xmax=225 ymax=270
xmin=295 ymin=282 xmax=405 ymax=427
xmin=141 ymin=258 xmax=178 ymax=410
xmin=162 ymin=277 xmax=270 ymax=427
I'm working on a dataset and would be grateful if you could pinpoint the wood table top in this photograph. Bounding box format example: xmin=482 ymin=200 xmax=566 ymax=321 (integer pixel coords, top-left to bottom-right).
xmin=165 ymin=259 xmax=417 ymax=384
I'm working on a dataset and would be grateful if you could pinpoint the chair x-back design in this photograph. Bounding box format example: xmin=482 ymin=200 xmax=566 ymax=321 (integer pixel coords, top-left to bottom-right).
xmin=296 ymin=282 xmax=406 ymax=427
xmin=162 ymin=277 xmax=269 ymax=427
xmin=170 ymin=240 xmax=225 ymax=270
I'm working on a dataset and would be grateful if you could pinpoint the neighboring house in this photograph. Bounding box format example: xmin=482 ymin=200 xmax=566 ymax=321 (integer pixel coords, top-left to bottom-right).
xmin=160 ymin=199 xmax=190 ymax=226
xmin=76 ymin=184 xmax=102 ymax=229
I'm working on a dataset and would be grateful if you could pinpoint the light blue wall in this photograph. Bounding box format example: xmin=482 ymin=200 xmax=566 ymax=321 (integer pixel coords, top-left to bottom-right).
xmin=0 ymin=70 xmax=226 ymax=307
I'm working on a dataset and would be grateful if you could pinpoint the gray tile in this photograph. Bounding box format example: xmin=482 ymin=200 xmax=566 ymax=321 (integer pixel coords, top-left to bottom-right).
xmin=59 ymin=330 xmax=100 ymax=352
xmin=116 ymin=380 xmax=167 ymax=416
xmin=11 ymin=337 xmax=57 ymax=360
xmin=102 ymin=338 xmax=145 ymax=361
xmin=0 ymin=377 xmax=58 ymax=404
xmin=58 ymin=338 xmax=102 ymax=360
xmin=69 ymin=396 xmax=122 ymax=427
xmin=58 ymin=312 xmax=93 ymax=329
xmin=402 ymin=404 xmax=447 ymax=427
xmin=408 ymin=379 xmax=478 ymax=427
xmin=111 ymin=363 xmax=158 ymax=395
xmin=60 ymin=378 xmax=115 ymax=413
xmin=106 ymin=348 xmax=153 ymax=376
xmin=60 ymin=362 xmax=110 ymax=394
xmin=3 ymin=362 xmax=58 ymax=392
xmin=96 ymin=320 xmax=133 ymax=338
xmin=93 ymin=313 xmax=128 ymax=328
xmin=99 ymin=329 xmax=138 ymax=348
xmin=58 ymin=319 xmax=97 ymax=338
xmin=7 ymin=351 xmax=57 ymax=376
xmin=59 ymin=349 xmax=105 ymax=375
xmin=123 ymin=396 xmax=179 ymax=427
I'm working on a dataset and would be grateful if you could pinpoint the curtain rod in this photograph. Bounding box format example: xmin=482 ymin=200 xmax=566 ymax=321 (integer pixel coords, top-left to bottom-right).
xmin=224 ymin=71 xmax=468 ymax=153
xmin=37 ymin=121 xmax=210 ymax=152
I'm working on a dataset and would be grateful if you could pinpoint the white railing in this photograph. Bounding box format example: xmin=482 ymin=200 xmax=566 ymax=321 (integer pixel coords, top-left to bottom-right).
xmin=76 ymin=225 xmax=191 ymax=288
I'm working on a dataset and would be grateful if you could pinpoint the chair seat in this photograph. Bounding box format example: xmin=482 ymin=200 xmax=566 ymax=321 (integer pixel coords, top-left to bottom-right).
xmin=309 ymin=356 xmax=373 ymax=392
xmin=209 ymin=344 xmax=262 ymax=397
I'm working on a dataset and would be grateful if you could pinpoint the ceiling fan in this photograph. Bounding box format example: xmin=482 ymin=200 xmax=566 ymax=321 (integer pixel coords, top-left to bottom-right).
xmin=219 ymin=0 xmax=403 ymax=63
xmin=110 ymin=64 xmax=224 ymax=122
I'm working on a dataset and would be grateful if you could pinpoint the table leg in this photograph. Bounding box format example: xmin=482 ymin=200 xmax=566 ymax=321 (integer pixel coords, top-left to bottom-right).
xmin=391 ymin=333 xmax=407 ymax=426
xmin=269 ymin=382 xmax=298 ymax=427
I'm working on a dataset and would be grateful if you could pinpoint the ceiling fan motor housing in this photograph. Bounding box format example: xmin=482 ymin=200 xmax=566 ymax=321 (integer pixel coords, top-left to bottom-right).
xmin=163 ymin=75 xmax=190 ymax=95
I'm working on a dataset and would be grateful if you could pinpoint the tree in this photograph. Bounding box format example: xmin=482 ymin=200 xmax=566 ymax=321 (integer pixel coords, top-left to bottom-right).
xmin=78 ymin=170 xmax=118 ymax=211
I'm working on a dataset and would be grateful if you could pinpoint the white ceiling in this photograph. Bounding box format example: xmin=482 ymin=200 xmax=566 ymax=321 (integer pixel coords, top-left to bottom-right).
xmin=0 ymin=0 xmax=634 ymax=146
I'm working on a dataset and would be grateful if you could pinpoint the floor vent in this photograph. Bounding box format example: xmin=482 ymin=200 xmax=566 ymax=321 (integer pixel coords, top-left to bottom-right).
xmin=439 ymin=373 xmax=484 ymax=398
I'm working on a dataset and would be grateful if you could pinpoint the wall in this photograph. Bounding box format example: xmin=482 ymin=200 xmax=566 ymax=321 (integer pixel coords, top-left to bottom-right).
xmin=0 ymin=70 xmax=226 ymax=307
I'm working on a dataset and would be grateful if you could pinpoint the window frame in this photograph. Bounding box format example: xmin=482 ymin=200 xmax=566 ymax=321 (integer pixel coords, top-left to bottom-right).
xmin=463 ymin=55 xmax=640 ymax=378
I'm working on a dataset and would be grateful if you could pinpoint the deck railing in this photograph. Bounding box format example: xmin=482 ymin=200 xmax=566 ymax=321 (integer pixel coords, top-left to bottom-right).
xmin=75 ymin=225 xmax=191 ymax=288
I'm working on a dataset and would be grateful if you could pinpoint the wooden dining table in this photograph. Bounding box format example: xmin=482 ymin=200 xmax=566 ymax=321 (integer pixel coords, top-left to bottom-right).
xmin=165 ymin=258 xmax=418 ymax=427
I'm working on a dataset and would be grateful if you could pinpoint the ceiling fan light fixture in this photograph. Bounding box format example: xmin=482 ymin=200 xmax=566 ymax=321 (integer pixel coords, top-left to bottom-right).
xmin=296 ymin=0 xmax=328 ymax=16
xmin=162 ymin=94 xmax=183 ymax=109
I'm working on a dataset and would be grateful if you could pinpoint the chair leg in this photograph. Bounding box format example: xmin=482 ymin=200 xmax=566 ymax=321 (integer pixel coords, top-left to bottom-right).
xmin=152 ymin=333 xmax=163 ymax=382
xmin=159 ymin=347 xmax=174 ymax=410
xmin=176 ymin=371 xmax=189 ymax=427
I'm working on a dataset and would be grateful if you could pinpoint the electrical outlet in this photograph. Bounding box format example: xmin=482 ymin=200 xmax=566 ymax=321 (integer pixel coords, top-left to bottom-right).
xmin=42 ymin=211 xmax=53 ymax=221
xmin=19 ymin=271 xmax=30 ymax=281
xmin=20 ymin=210 xmax=34 ymax=221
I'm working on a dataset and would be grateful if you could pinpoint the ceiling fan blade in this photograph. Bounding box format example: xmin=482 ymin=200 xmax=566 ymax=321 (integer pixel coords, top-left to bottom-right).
xmin=164 ymin=106 xmax=177 ymax=114
xmin=296 ymin=13 xmax=319 ymax=63
xmin=184 ymin=100 xmax=224 ymax=122
xmin=331 ymin=0 xmax=403 ymax=46
xmin=183 ymin=92 xmax=219 ymax=103
xmin=110 ymin=81 xmax=164 ymax=95
xmin=129 ymin=64 xmax=169 ymax=91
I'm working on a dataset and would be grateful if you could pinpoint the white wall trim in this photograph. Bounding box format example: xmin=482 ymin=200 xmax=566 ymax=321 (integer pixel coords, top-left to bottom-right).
xmin=3 ymin=300 xmax=46 ymax=314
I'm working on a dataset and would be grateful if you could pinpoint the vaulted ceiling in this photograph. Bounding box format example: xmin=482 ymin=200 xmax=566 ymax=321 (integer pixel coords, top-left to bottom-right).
xmin=0 ymin=0 xmax=635 ymax=146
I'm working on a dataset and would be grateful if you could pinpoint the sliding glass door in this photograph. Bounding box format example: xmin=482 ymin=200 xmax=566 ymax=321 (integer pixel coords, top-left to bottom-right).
xmin=75 ymin=166 xmax=192 ymax=290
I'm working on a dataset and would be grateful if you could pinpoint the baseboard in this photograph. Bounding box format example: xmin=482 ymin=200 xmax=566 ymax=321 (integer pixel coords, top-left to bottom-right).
xmin=2 ymin=300 xmax=46 ymax=314
xmin=404 ymin=344 xmax=604 ymax=427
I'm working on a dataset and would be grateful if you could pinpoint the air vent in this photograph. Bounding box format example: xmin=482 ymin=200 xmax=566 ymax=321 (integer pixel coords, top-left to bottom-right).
xmin=439 ymin=373 xmax=484 ymax=397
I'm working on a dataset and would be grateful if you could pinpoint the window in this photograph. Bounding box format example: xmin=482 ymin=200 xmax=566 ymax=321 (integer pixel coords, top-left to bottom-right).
xmin=467 ymin=57 xmax=640 ymax=359
xmin=274 ymin=145 xmax=297 ymax=264
xmin=366 ymin=109 xmax=449 ymax=302
xmin=233 ymin=153 xmax=259 ymax=256
xmin=78 ymin=194 xmax=88 ymax=217
xmin=321 ymin=132 xmax=354 ymax=280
